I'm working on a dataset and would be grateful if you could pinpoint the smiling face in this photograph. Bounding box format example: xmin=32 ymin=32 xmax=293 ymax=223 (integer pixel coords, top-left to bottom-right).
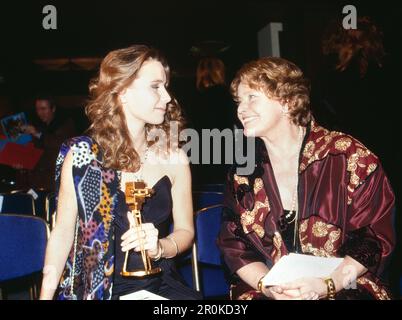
xmin=236 ymin=82 xmax=285 ymax=137
xmin=120 ymin=59 xmax=171 ymax=126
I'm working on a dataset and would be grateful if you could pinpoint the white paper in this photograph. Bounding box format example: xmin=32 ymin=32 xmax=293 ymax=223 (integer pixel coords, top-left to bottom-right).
xmin=262 ymin=253 xmax=343 ymax=286
xmin=119 ymin=290 xmax=168 ymax=300
xmin=0 ymin=195 xmax=3 ymax=212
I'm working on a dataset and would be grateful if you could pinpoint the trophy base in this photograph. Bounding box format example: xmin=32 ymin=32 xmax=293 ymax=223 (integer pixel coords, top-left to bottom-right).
xmin=121 ymin=267 xmax=162 ymax=277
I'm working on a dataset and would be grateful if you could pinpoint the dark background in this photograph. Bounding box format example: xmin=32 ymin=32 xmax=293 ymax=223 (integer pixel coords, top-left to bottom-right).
xmin=0 ymin=0 xmax=401 ymax=297
xmin=0 ymin=1 xmax=399 ymax=103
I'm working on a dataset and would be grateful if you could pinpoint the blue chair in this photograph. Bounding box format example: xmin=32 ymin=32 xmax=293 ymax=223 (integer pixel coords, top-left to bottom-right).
xmin=10 ymin=189 xmax=50 ymax=221
xmin=178 ymin=204 xmax=230 ymax=298
xmin=0 ymin=193 xmax=36 ymax=216
xmin=32 ymin=189 xmax=50 ymax=221
xmin=196 ymin=184 xmax=224 ymax=193
xmin=0 ymin=214 xmax=49 ymax=299
xmin=192 ymin=191 xmax=224 ymax=211
xmin=400 ymin=276 xmax=402 ymax=299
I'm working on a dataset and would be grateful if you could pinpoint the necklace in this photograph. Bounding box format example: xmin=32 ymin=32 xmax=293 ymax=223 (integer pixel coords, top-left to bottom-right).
xmin=131 ymin=144 xmax=149 ymax=181
xmin=289 ymin=126 xmax=304 ymax=250
xmin=286 ymin=182 xmax=299 ymax=224
xmin=118 ymin=144 xmax=149 ymax=188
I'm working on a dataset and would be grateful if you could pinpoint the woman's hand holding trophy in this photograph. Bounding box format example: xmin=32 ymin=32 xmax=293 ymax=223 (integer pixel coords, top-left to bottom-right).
xmin=121 ymin=220 xmax=160 ymax=258
xmin=120 ymin=181 xmax=162 ymax=277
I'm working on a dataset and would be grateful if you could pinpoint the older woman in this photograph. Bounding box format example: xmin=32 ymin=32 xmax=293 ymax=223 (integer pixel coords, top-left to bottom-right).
xmin=217 ymin=57 xmax=395 ymax=300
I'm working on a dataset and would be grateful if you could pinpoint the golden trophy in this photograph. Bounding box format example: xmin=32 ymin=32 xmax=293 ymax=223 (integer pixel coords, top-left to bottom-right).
xmin=121 ymin=180 xmax=162 ymax=277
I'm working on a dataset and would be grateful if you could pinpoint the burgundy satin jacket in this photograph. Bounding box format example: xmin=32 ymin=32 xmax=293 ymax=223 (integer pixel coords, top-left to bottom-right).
xmin=217 ymin=121 xmax=395 ymax=300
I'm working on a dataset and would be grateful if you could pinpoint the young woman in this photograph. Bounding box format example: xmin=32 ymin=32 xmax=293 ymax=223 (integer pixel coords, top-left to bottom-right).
xmin=40 ymin=45 xmax=201 ymax=300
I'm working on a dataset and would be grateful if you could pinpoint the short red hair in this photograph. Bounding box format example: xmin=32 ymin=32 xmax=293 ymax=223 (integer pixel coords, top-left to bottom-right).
xmin=231 ymin=57 xmax=312 ymax=126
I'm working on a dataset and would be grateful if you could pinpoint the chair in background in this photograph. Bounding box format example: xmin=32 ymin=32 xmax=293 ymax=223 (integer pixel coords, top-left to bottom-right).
xmin=0 ymin=214 xmax=49 ymax=299
xmin=45 ymin=192 xmax=57 ymax=229
xmin=32 ymin=189 xmax=49 ymax=221
xmin=195 ymin=184 xmax=224 ymax=193
xmin=400 ymin=276 xmax=402 ymax=299
xmin=0 ymin=193 xmax=36 ymax=216
xmin=192 ymin=191 xmax=224 ymax=211
xmin=10 ymin=189 xmax=49 ymax=221
xmin=177 ymin=204 xmax=230 ymax=299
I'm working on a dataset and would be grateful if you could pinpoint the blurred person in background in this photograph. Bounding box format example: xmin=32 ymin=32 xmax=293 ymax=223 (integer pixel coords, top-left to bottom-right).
xmin=22 ymin=95 xmax=76 ymax=191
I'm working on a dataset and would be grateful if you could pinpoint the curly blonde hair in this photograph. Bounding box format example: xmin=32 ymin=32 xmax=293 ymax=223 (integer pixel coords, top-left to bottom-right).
xmin=86 ymin=44 xmax=185 ymax=171
xmin=231 ymin=57 xmax=312 ymax=126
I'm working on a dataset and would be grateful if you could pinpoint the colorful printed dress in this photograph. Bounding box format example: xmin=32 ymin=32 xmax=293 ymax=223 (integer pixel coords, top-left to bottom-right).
xmin=55 ymin=136 xmax=117 ymax=300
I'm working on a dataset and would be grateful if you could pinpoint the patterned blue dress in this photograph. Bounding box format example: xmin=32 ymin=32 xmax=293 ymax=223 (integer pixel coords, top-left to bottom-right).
xmin=55 ymin=136 xmax=200 ymax=300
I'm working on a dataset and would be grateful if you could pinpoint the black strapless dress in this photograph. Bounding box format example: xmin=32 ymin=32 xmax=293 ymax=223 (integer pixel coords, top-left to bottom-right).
xmin=112 ymin=175 xmax=202 ymax=300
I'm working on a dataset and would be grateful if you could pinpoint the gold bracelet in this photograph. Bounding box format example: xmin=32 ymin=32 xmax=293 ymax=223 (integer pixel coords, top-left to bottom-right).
xmin=257 ymin=275 xmax=265 ymax=293
xmin=152 ymin=240 xmax=163 ymax=261
xmin=324 ymin=277 xmax=336 ymax=300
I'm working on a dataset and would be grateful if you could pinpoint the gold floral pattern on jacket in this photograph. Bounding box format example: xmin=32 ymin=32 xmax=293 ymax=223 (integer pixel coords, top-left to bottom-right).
xmin=312 ymin=220 xmax=329 ymax=237
xmin=335 ymin=137 xmax=352 ymax=151
xmin=253 ymin=178 xmax=263 ymax=194
xmin=234 ymin=174 xmax=249 ymax=185
xmin=346 ymin=146 xmax=377 ymax=204
xmin=238 ymin=292 xmax=254 ymax=300
xmin=357 ymin=277 xmax=391 ymax=300
xmin=240 ymin=199 xmax=269 ymax=237
xmin=300 ymin=121 xmax=379 ymax=205
xmin=233 ymin=170 xmax=270 ymax=238
xmin=241 ymin=210 xmax=255 ymax=226
xmin=252 ymin=224 xmax=265 ymax=238
xmin=299 ymin=219 xmax=308 ymax=233
xmin=272 ymin=232 xmax=283 ymax=263
xmin=299 ymin=216 xmax=342 ymax=257
xmin=323 ymin=230 xmax=341 ymax=253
